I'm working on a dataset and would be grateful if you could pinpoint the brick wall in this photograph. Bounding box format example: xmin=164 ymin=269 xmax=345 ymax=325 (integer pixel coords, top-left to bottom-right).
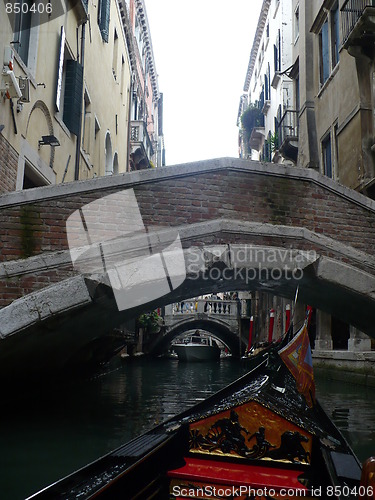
xmin=0 ymin=160 xmax=375 ymax=307
xmin=0 ymin=135 xmax=18 ymax=194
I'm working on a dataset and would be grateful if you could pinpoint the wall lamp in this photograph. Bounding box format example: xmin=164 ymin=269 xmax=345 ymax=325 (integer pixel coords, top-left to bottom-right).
xmin=38 ymin=135 xmax=60 ymax=148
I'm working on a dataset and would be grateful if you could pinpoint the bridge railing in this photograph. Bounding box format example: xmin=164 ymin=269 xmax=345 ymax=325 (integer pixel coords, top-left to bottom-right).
xmin=164 ymin=299 xmax=238 ymax=318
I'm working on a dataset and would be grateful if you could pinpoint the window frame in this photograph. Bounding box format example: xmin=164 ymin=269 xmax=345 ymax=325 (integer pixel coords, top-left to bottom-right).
xmin=322 ymin=132 xmax=333 ymax=179
xmin=294 ymin=4 xmax=300 ymax=44
xmin=98 ymin=0 xmax=111 ymax=43
xmin=319 ymin=19 xmax=330 ymax=86
xmin=13 ymin=0 xmax=39 ymax=73
xmin=316 ymin=3 xmax=340 ymax=89
xmin=331 ymin=2 xmax=340 ymax=69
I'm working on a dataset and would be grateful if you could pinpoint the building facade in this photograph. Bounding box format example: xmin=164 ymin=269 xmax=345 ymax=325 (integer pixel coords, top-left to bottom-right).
xmin=238 ymin=0 xmax=374 ymax=351
xmin=0 ymin=0 xmax=164 ymax=194
xmin=123 ymin=0 xmax=165 ymax=170
xmin=238 ymin=0 xmax=294 ymax=163
xmin=237 ymin=0 xmax=296 ymax=347
xmin=299 ymin=0 xmax=375 ymax=198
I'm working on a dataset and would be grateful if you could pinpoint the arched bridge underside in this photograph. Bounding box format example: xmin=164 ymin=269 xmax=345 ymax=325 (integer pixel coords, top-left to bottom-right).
xmin=152 ymin=318 xmax=243 ymax=357
xmin=1 ymin=158 xmax=375 ymax=381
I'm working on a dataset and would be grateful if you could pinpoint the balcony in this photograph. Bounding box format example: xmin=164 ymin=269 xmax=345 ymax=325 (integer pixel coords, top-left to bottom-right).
xmin=69 ymin=0 xmax=89 ymax=23
xmin=341 ymin=0 xmax=375 ymax=53
xmin=130 ymin=120 xmax=154 ymax=170
xmin=249 ymin=127 xmax=265 ymax=152
xmin=278 ymin=110 xmax=299 ymax=163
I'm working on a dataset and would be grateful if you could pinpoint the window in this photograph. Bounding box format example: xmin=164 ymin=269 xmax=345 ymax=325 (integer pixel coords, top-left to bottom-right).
xmin=13 ymin=0 xmax=32 ymax=64
xmin=105 ymin=132 xmax=113 ymax=175
xmin=319 ymin=20 xmax=329 ymax=85
xmin=334 ymin=123 xmax=339 ymax=178
xmin=263 ymin=131 xmax=272 ymax=162
xmin=82 ymin=89 xmax=92 ymax=155
xmin=295 ymin=74 xmax=300 ymax=112
xmin=322 ymin=133 xmax=332 ymax=178
xmin=120 ymin=55 xmax=126 ymax=97
xmin=274 ymin=30 xmax=281 ymax=74
xmin=113 ymin=152 xmax=119 ymax=174
xmin=55 ymin=27 xmax=83 ymax=136
xmin=13 ymin=0 xmax=38 ymax=71
xmin=294 ymin=5 xmax=300 ymax=42
xmin=98 ymin=0 xmax=110 ymax=42
xmin=331 ymin=3 xmax=340 ymax=68
xmin=112 ymin=29 xmax=119 ymax=79
xmin=317 ymin=4 xmax=340 ymax=87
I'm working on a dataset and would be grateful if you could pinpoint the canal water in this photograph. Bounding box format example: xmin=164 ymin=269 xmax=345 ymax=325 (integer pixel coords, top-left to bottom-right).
xmin=1 ymin=357 xmax=375 ymax=499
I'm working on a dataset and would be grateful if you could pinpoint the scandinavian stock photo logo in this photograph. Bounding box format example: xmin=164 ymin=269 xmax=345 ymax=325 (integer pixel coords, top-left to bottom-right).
xmin=66 ymin=189 xmax=186 ymax=311
xmin=66 ymin=189 xmax=317 ymax=311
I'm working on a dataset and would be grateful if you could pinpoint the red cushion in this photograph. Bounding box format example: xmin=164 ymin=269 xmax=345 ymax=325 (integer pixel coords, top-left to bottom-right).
xmin=168 ymin=457 xmax=308 ymax=492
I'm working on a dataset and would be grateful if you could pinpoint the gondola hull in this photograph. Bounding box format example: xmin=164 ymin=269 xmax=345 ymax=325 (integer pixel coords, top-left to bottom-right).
xmin=27 ymin=352 xmax=366 ymax=500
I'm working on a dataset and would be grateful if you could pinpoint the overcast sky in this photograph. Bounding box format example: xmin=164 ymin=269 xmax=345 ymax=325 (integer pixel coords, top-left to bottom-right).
xmin=143 ymin=0 xmax=263 ymax=166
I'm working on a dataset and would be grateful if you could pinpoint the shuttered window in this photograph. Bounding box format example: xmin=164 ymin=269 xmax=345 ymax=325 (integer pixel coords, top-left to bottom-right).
xmin=98 ymin=0 xmax=110 ymax=43
xmin=63 ymin=60 xmax=84 ymax=136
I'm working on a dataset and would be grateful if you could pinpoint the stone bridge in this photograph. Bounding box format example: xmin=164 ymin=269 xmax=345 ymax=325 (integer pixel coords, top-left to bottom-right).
xmin=1 ymin=157 xmax=375 ymax=383
xmin=152 ymin=299 xmax=244 ymax=356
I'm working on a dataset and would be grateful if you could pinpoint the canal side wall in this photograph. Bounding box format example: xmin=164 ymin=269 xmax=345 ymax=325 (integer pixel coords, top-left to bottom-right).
xmin=313 ymin=350 xmax=375 ymax=387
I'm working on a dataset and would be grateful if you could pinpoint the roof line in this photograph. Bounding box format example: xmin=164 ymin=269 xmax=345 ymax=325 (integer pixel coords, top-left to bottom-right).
xmin=243 ymin=0 xmax=272 ymax=93
xmin=135 ymin=0 xmax=159 ymax=100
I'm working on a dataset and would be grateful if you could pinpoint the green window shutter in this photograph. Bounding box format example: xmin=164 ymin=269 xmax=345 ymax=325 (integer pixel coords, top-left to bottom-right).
xmin=98 ymin=0 xmax=110 ymax=43
xmin=63 ymin=59 xmax=83 ymax=136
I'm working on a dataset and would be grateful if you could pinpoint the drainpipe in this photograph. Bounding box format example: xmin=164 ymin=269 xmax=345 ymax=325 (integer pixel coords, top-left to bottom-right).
xmin=74 ymin=21 xmax=86 ymax=181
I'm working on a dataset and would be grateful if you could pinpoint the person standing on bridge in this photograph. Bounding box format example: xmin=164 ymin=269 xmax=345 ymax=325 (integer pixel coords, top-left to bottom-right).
xmin=212 ymin=292 xmax=218 ymax=313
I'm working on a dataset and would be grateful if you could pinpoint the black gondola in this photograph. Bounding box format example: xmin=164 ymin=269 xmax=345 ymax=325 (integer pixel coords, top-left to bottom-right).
xmin=27 ymin=337 xmax=374 ymax=500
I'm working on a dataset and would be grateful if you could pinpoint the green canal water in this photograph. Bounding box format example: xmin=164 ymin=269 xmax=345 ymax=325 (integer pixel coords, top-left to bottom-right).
xmin=1 ymin=358 xmax=375 ymax=499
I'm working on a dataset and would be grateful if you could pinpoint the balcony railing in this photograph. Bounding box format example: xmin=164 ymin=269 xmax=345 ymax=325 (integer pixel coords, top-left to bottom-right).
xmin=278 ymin=110 xmax=299 ymax=163
xmin=130 ymin=120 xmax=154 ymax=156
xmin=341 ymin=0 xmax=375 ymax=47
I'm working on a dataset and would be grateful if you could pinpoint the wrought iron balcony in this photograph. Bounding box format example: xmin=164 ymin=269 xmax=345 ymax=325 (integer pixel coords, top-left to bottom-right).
xmin=341 ymin=0 xmax=375 ymax=51
xmin=278 ymin=110 xmax=299 ymax=163
xmin=130 ymin=120 xmax=154 ymax=170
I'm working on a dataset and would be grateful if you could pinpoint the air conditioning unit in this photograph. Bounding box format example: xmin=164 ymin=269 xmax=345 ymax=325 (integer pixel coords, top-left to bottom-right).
xmin=1 ymin=46 xmax=22 ymax=99
xmin=1 ymin=68 xmax=22 ymax=99
xmin=18 ymin=76 xmax=30 ymax=102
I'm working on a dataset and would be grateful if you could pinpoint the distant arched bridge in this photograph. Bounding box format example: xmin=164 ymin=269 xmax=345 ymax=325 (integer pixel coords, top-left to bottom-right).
xmin=1 ymin=157 xmax=375 ymax=382
xmin=150 ymin=299 xmax=245 ymax=356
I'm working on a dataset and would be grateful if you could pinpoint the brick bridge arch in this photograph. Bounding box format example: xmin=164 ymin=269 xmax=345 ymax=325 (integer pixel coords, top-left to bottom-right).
xmin=1 ymin=158 xmax=375 ymax=382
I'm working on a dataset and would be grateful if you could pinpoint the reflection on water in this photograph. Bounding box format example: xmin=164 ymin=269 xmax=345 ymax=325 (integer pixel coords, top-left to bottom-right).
xmin=1 ymin=359 xmax=374 ymax=499
xmin=0 ymin=358 xmax=245 ymax=499
xmin=316 ymin=371 xmax=375 ymax=463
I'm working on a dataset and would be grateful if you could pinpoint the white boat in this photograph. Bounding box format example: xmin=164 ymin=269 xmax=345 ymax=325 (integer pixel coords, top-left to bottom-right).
xmin=172 ymin=331 xmax=221 ymax=362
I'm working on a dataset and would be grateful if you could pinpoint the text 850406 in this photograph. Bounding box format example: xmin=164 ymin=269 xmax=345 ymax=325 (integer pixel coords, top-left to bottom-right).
xmin=6 ymin=2 xmax=52 ymax=15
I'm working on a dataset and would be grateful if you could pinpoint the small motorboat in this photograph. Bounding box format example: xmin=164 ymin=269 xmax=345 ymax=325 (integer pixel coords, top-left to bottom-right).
xmin=172 ymin=330 xmax=221 ymax=362
xmin=27 ymin=324 xmax=374 ymax=500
